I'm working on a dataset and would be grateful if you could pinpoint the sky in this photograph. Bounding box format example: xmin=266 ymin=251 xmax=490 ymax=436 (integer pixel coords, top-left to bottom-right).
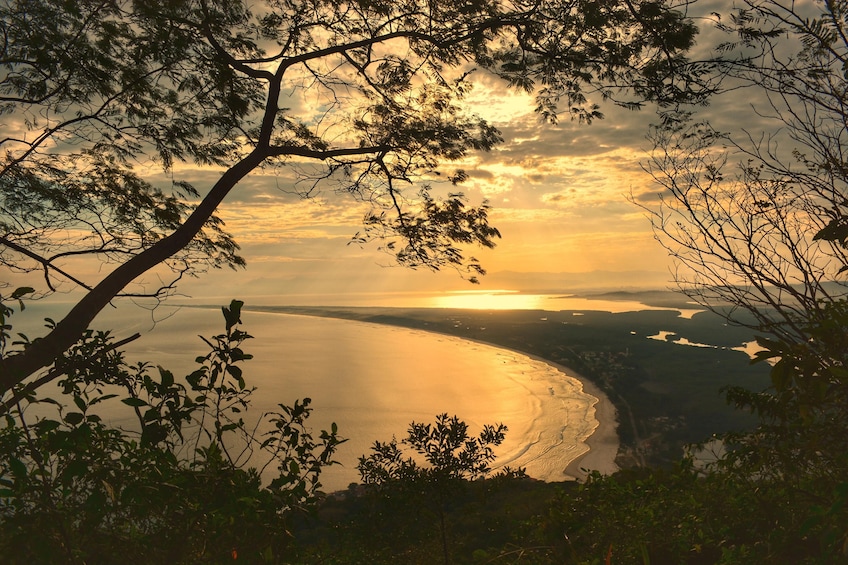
xmin=150 ymin=81 xmax=715 ymax=306
xmin=11 ymin=0 xmax=786 ymax=310
xmin=150 ymin=0 xmax=772 ymax=307
xmin=159 ymin=86 xmax=674 ymax=305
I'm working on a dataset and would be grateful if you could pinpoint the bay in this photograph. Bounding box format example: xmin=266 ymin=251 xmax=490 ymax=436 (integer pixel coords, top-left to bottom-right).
xmin=12 ymin=301 xmax=616 ymax=492
xmin=89 ymin=306 xmax=608 ymax=491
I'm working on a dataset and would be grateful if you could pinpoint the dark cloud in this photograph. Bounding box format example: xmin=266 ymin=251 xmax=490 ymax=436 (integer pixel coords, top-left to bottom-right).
xmin=632 ymin=189 xmax=668 ymax=203
xmin=467 ymin=169 xmax=494 ymax=180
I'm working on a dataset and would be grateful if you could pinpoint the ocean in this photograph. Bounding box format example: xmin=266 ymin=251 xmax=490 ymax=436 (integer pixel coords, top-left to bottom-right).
xmin=74 ymin=305 xmax=607 ymax=491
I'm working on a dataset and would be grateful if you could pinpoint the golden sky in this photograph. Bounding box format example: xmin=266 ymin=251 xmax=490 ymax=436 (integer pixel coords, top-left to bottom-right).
xmin=162 ymin=1 xmax=787 ymax=306
xmin=161 ymin=79 xmax=683 ymax=304
xmin=34 ymin=0 xmax=782 ymax=307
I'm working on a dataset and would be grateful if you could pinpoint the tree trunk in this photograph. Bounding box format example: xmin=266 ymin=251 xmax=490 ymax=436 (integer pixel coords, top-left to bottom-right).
xmin=0 ymin=151 xmax=265 ymax=395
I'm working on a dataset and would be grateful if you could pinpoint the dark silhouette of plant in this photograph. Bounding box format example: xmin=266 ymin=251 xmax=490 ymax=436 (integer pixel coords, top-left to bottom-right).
xmin=641 ymin=0 xmax=848 ymax=347
xmin=634 ymin=1 xmax=848 ymax=559
xmin=0 ymin=299 xmax=343 ymax=564
xmin=358 ymin=413 xmax=524 ymax=564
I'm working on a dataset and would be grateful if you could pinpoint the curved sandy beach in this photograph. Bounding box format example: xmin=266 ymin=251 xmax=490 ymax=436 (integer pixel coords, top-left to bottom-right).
xmin=173 ymin=306 xmax=622 ymax=486
xmin=238 ymin=305 xmax=623 ymax=483
xmin=443 ymin=335 xmax=620 ymax=481
xmin=555 ymin=363 xmax=620 ymax=480
xmin=503 ymin=350 xmax=620 ymax=480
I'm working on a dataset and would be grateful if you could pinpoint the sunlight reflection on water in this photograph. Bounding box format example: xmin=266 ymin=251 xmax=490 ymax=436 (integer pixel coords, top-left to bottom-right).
xmin=430 ymin=290 xmax=550 ymax=310
xmin=429 ymin=290 xmax=701 ymax=317
xmin=79 ymin=308 xmax=605 ymax=491
xmin=219 ymin=289 xmax=701 ymax=317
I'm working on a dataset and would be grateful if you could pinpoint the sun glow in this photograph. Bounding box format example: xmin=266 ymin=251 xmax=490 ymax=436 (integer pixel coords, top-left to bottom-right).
xmin=429 ymin=290 xmax=552 ymax=310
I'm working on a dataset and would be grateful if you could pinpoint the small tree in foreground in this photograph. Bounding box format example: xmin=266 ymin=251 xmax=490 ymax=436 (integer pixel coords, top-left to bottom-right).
xmin=0 ymin=299 xmax=343 ymax=564
xmin=358 ymin=414 xmax=524 ymax=564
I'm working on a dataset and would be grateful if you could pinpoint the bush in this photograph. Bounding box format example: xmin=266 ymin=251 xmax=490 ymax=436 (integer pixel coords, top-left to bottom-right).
xmin=0 ymin=298 xmax=343 ymax=564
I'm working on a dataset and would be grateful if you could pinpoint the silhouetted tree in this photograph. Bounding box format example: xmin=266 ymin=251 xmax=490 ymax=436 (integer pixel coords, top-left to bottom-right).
xmin=642 ymin=0 xmax=848 ymax=346
xmin=0 ymin=0 xmax=712 ymax=395
xmin=358 ymin=414 xmax=522 ymax=564
xmin=639 ymin=2 xmax=848 ymax=557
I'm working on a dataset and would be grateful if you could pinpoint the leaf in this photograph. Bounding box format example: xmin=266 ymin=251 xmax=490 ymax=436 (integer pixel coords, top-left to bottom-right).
xmin=73 ymin=395 xmax=87 ymax=412
xmin=813 ymin=218 xmax=848 ymax=245
xmin=102 ymin=480 xmax=117 ymax=503
xmin=222 ymin=299 xmax=244 ymax=331
xmin=11 ymin=287 xmax=34 ymax=300
xmin=64 ymin=459 xmax=89 ymax=479
xmin=9 ymin=457 xmax=27 ymax=479
xmin=121 ymin=397 xmax=148 ymax=407
xmin=141 ymin=423 xmax=167 ymax=445
xmin=35 ymin=419 xmax=61 ymax=433
xmin=64 ymin=412 xmax=85 ymax=426
xmin=769 ymin=359 xmax=792 ymax=392
xmin=90 ymin=393 xmax=118 ymax=405
xmin=159 ymin=367 xmax=175 ymax=388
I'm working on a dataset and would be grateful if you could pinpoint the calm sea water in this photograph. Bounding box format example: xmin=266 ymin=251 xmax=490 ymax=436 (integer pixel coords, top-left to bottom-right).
xmin=77 ymin=306 xmax=602 ymax=491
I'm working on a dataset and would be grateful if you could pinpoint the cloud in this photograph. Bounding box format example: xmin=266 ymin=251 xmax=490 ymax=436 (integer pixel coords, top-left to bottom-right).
xmin=631 ymin=189 xmax=669 ymax=203
xmin=149 ymin=4 xmax=809 ymax=300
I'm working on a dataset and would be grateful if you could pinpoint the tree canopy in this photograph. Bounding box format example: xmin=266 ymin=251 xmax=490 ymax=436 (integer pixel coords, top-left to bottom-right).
xmin=0 ymin=0 xmax=710 ymax=394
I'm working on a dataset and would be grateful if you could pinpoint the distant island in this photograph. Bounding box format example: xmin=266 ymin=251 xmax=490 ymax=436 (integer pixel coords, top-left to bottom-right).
xmin=240 ymin=290 xmax=770 ymax=468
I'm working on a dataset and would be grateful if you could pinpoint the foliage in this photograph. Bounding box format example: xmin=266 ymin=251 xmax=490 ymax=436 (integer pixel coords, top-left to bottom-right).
xmin=356 ymin=414 xmax=525 ymax=564
xmin=291 ymin=473 xmax=558 ymax=565
xmin=0 ymin=299 xmax=343 ymax=564
xmin=0 ymin=0 xmax=715 ymax=395
xmin=635 ymin=2 xmax=848 ymax=560
xmin=716 ymin=299 xmax=848 ymax=562
xmin=291 ymin=455 xmax=847 ymax=565
xmin=358 ymin=413 xmax=515 ymax=484
xmin=541 ymin=461 xmax=844 ymax=565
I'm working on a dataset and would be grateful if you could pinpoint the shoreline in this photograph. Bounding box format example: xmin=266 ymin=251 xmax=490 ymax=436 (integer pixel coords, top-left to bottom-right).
xmin=493 ymin=348 xmax=620 ymax=481
xmin=251 ymin=307 xmax=621 ymax=482
xmin=555 ymin=361 xmax=620 ymax=480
